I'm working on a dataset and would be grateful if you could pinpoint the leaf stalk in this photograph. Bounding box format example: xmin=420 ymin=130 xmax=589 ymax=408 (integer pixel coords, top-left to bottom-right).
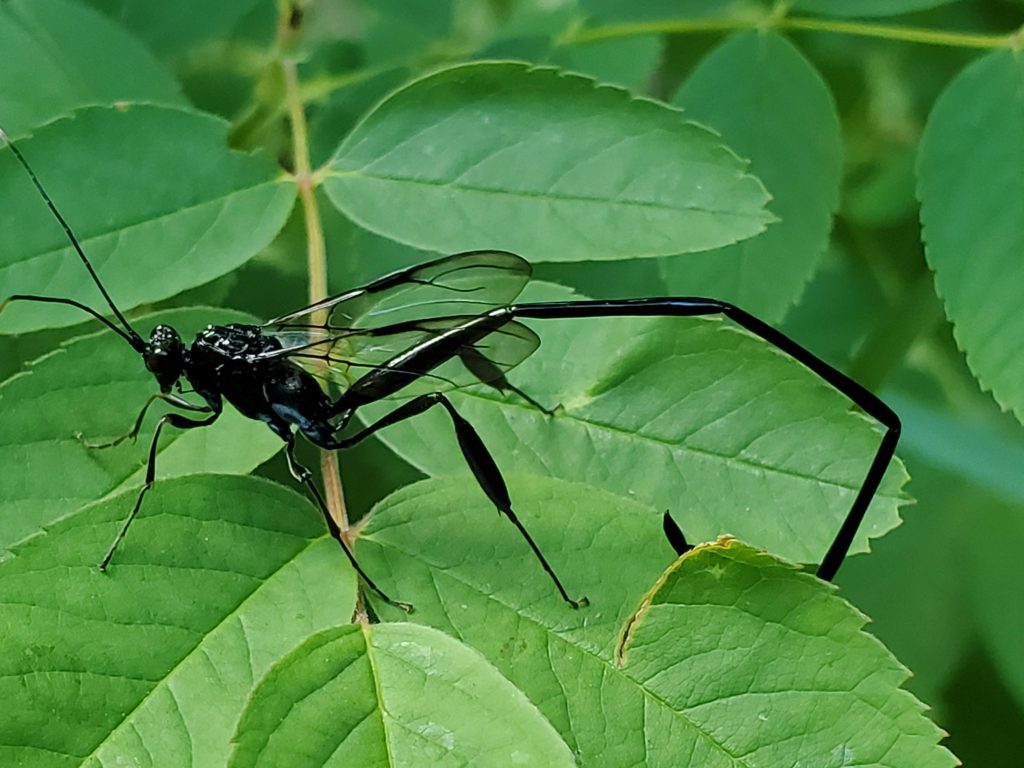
xmin=562 ymin=15 xmax=1016 ymax=51
xmin=282 ymin=55 xmax=351 ymax=535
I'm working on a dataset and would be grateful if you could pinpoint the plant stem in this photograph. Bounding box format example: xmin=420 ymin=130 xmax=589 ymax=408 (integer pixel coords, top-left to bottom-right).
xmin=282 ymin=57 xmax=351 ymax=533
xmin=559 ymin=18 xmax=750 ymax=45
xmin=782 ymin=17 xmax=1016 ymax=50
xmin=562 ymin=15 xmax=1019 ymax=51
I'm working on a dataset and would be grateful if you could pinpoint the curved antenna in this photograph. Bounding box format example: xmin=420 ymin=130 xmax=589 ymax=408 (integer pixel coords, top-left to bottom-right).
xmin=0 ymin=126 xmax=144 ymax=350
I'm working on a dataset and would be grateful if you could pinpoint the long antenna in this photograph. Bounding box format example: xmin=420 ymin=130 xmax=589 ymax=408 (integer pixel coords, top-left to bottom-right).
xmin=0 ymin=125 xmax=144 ymax=349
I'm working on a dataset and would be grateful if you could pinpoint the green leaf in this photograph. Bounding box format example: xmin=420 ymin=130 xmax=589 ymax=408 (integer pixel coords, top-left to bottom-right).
xmin=362 ymin=282 xmax=907 ymax=565
xmin=533 ymin=255 xmax=671 ymax=302
xmin=843 ymin=145 xmax=919 ymax=228
xmin=358 ymin=475 xmax=678 ymax=752
xmin=780 ymin=245 xmax=886 ymax=369
xmin=0 ymin=308 xmax=282 ymax=551
xmin=82 ymin=0 xmax=274 ymax=60
xmin=850 ymin=386 xmax=1024 ymax=710
xmin=941 ymin=641 xmax=1024 ymax=768
xmin=790 ymin=0 xmax=959 ymax=17
xmin=549 ymin=35 xmax=663 ymax=93
xmin=619 ymin=540 xmax=957 ymax=767
xmin=482 ymin=0 xmax=578 ymax=40
xmin=361 ymin=474 xmax=672 ymax=629
xmin=970 ymin=490 xmax=1024 ymax=711
xmin=356 ymin=476 xmax=952 ymax=766
xmin=579 ymin=0 xmax=726 ymax=22
xmin=0 ymin=474 xmax=356 ymax=768
xmin=325 ymin=62 xmax=772 ymax=262
xmin=229 ymin=623 xmax=575 ymax=767
xmin=917 ymin=51 xmax=1024 ymax=424
xmin=839 ymin=446 xmax=987 ymax=708
xmin=361 ymin=0 xmax=456 ymax=66
xmin=81 ymin=0 xmax=278 ymax=121
xmin=665 ymin=30 xmax=841 ymax=322
xmin=307 ymin=67 xmax=411 ymax=168
xmin=0 ymin=104 xmax=296 ymax=333
xmin=0 ymin=0 xmax=184 ymax=137
xmin=889 ymin=393 xmax=1024 ymax=506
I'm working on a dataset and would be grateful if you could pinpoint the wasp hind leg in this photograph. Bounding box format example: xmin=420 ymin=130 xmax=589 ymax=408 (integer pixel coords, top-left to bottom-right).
xmin=310 ymin=393 xmax=587 ymax=609
xmin=283 ymin=434 xmax=413 ymax=613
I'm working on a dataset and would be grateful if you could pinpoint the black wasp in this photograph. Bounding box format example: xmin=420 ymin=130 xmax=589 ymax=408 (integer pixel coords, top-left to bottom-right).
xmin=0 ymin=128 xmax=900 ymax=611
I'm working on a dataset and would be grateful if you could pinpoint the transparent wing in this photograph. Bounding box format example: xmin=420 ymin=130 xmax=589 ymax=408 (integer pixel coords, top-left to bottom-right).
xmin=265 ymin=250 xmax=531 ymax=330
xmin=262 ymin=315 xmax=541 ymax=398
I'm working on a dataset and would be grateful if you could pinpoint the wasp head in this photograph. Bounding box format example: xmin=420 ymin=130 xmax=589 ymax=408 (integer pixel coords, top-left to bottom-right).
xmin=144 ymin=324 xmax=185 ymax=393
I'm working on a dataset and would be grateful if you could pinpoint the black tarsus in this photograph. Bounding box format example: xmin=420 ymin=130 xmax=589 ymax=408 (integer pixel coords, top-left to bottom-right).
xmin=99 ymin=408 xmax=221 ymax=571
xmin=316 ymin=392 xmax=588 ymax=609
xmin=283 ymin=437 xmax=413 ymax=613
xmin=0 ymin=127 xmax=145 ymax=351
xmin=507 ymin=299 xmax=901 ymax=581
xmin=80 ymin=392 xmax=211 ymax=449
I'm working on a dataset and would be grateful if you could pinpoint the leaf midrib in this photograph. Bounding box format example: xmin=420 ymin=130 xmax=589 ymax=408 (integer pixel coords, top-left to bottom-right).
xmin=460 ymin=389 xmax=898 ymax=500
xmin=329 ymin=170 xmax=766 ymax=219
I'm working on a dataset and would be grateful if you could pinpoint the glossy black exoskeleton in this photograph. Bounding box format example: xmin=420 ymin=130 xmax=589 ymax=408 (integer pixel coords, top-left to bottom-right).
xmin=1 ymin=126 xmax=900 ymax=612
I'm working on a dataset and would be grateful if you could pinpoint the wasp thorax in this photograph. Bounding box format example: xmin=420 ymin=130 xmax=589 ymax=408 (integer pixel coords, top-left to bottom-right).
xmin=144 ymin=324 xmax=185 ymax=393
